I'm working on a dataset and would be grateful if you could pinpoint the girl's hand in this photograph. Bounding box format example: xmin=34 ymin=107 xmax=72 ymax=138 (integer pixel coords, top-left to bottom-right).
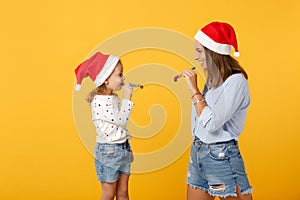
xmin=182 ymin=69 xmax=200 ymax=94
xmin=123 ymin=83 xmax=133 ymax=100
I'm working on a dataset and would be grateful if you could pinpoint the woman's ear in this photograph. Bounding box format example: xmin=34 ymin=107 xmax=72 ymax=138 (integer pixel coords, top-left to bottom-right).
xmin=104 ymin=80 xmax=108 ymax=85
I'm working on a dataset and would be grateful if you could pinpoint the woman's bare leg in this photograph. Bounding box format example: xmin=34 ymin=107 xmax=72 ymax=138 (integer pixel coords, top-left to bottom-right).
xmin=187 ymin=185 xmax=214 ymax=200
xmin=220 ymin=185 xmax=253 ymax=200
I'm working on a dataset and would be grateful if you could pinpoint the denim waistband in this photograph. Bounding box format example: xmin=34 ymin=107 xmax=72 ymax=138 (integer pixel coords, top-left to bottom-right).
xmin=194 ymin=136 xmax=237 ymax=146
xmin=96 ymin=140 xmax=129 ymax=149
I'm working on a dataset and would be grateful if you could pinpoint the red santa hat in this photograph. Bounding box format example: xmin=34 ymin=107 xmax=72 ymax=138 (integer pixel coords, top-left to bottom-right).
xmin=194 ymin=22 xmax=240 ymax=58
xmin=74 ymin=52 xmax=119 ymax=91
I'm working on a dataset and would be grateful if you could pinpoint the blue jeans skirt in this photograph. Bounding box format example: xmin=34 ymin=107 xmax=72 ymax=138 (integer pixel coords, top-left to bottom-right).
xmin=94 ymin=140 xmax=132 ymax=183
xmin=186 ymin=137 xmax=253 ymax=198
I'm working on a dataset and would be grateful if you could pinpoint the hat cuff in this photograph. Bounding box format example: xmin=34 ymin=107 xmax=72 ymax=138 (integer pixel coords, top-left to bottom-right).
xmin=94 ymin=55 xmax=119 ymax=86
xmin=194 ymin=30 xmax=232 ymax=55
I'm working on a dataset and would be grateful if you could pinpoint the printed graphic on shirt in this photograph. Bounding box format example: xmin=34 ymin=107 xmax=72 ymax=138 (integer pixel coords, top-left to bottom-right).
xmin=92 ymin=95 xmax=134 ymax=143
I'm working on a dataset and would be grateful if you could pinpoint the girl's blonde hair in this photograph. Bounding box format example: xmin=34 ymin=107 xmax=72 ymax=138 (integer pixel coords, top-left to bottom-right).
xmin=86 ymin=60 xmax=121 ymax=104
xmin=204 ymin=47 xmax=248 ymax=90
xmin=86 ymin=84 xmax=107 ymax=104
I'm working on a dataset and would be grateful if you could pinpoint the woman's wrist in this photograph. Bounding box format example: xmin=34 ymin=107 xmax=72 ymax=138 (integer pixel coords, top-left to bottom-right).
xmin=193 ymin=98 xmax=206 ymax=106
xmin=191 ymin=90 xmax=203 ymax=99
xmin=191 ymin=92 xmax=200 ymax=99
xmin=191 ymin=90 xmax=200 ymax=98
xmin=191 ymin=91 xmax=205 ymax=105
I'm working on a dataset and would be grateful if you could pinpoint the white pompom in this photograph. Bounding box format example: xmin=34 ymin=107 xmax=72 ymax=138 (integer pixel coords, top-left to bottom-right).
xmin=234 ymin=52 xmax=240 ymax=58
xmin=75 ymin=84 xmax=81 ymax=91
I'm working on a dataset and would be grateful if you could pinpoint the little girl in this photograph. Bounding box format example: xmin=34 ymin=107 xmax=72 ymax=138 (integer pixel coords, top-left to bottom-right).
xmin=74 ymin=52 xmax=134 ymax=200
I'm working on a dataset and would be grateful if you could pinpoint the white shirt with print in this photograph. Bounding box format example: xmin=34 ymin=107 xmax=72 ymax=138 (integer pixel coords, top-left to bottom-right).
xmin=91 ymin=95 xmax=134 ymax=144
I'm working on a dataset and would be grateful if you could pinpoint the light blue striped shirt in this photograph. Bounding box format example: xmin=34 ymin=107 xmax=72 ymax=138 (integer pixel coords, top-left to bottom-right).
xmin=192 ymin=74 xmax=250 ymax=143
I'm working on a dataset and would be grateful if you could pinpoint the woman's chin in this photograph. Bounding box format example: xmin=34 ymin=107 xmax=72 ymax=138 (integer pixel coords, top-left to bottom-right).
xmin=201 ymin=65 xmax=207 ymax=71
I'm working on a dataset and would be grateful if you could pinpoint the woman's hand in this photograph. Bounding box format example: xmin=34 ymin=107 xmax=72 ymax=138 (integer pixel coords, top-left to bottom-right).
xmin=123 ymin=83 xmax=133 ymax=100
xmin=182 ymin=68 xmax=200 ymax=95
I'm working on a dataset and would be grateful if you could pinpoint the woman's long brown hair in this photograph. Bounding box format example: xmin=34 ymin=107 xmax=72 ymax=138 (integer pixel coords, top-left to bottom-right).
xmin=204 ymin=47 xmax=248 ymax=90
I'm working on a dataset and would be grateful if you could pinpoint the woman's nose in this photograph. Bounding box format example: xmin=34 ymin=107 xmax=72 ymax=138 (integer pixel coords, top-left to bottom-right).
xmin=194 ymin=53 xmax=199 ymax=60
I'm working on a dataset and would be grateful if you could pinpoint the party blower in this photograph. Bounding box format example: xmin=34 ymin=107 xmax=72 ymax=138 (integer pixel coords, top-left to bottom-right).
xmin=122 ymin=83 xmax=144 ymax=89
xmin=173 ymin=66 xmax=196 ymax=82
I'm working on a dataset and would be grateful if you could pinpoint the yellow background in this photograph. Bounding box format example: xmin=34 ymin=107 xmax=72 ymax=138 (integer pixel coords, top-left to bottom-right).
xmin=1 ymin=0 xmax=300 ymax=199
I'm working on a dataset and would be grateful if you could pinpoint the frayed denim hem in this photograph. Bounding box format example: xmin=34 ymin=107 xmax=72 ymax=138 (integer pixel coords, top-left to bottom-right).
xmin=188 ymin=183 xmax=254 ymax=198
xmin=241 ymin=187 xmax=254 ymax=195
xmin=210 ymin=192 xmax=237 ymax=198
xmin=210 ymin=186 xmax=253 ymax=198
xmin=209 ymin=186 xmax=254 ymax=198
xmin=187 ymin=183 xmax=209 ymax=193
xmin=188 ymin=183 xmax=237 ymax=198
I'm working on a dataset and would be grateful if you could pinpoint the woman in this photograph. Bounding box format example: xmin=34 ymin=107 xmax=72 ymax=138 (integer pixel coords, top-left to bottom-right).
xmin=182 ymin=22 xmax=253 ymax=200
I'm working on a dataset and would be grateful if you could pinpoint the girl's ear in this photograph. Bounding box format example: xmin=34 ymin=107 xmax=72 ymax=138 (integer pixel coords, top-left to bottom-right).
xmin=104 ymin=80 xmax=108 ymax=85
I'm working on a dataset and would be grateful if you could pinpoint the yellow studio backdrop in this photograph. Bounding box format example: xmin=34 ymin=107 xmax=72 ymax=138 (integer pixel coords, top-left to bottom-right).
xmin=0 ymin=0 xmax=299 ymax=199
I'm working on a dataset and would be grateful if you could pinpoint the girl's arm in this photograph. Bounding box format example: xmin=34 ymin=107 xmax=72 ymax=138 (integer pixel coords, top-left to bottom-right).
xmin=116 ymin=99 xmax=134 ymax=128
xmin=92 ymin=96 xmax=134 ymax=139
xmin=93 ymin=97 xmax=133 ymax=129
xmin=117 ymin=84 xmax=134 ymax=128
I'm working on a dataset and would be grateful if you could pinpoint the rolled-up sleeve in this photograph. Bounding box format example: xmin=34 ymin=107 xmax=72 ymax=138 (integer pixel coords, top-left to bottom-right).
xmin=196 ymin=75 xmax=247 ymax=133
xmin=198 ymin=106 xmax=213 ymax=128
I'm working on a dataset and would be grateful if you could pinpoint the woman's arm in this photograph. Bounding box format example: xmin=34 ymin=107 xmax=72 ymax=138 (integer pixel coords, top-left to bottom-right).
xmin=182 ymin=69 xmax=248 ymax=133
xmin=182 ymin=68 xmax=207 ymax=116
xmin=197 ymin=75 xmax=248 ymax=132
